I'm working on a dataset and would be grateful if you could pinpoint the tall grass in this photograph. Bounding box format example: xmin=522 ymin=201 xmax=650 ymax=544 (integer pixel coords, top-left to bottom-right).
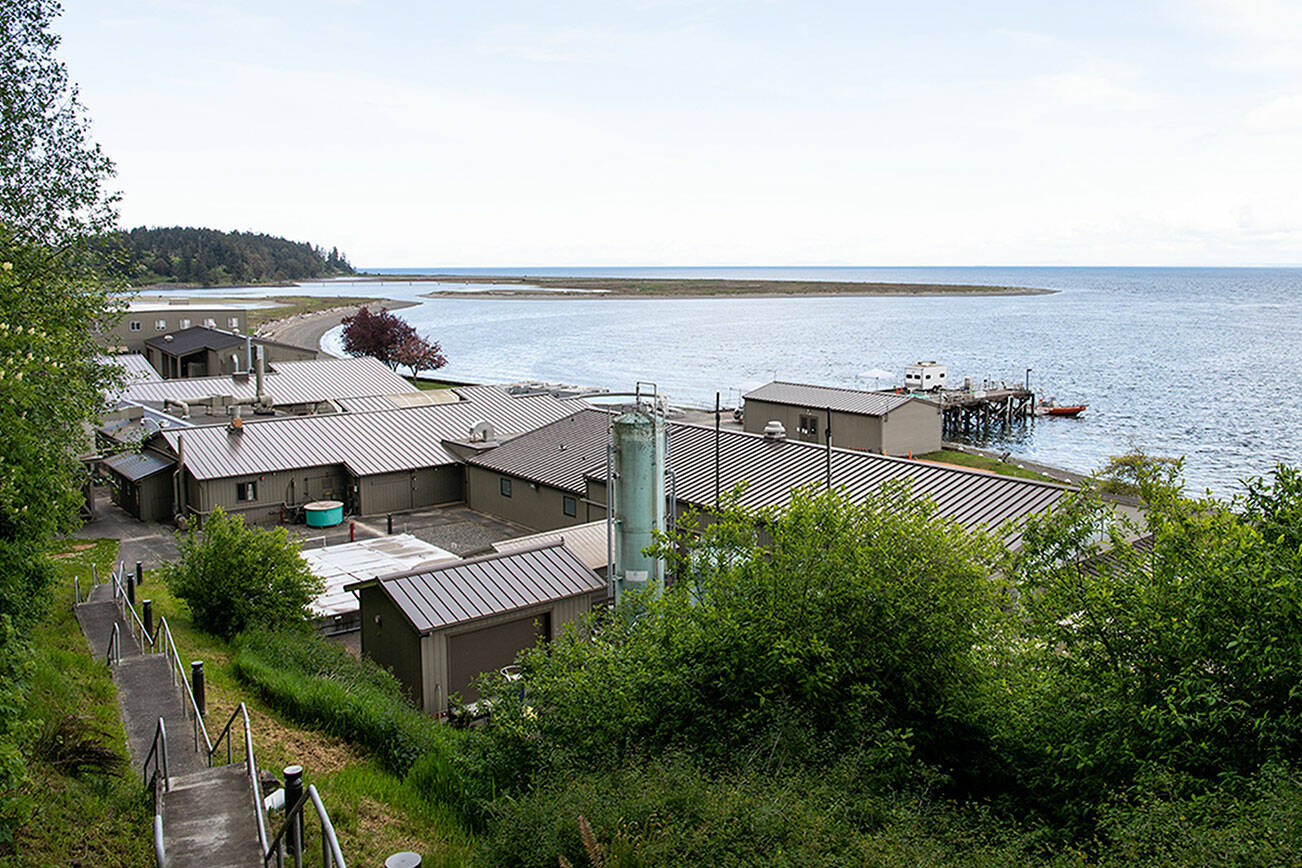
xmin=230 ymin=628 xmax=461 ymax=777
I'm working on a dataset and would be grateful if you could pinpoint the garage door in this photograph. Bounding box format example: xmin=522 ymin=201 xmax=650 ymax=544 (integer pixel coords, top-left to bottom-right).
xmin=447 ymin=612 xmax=551 ymax=703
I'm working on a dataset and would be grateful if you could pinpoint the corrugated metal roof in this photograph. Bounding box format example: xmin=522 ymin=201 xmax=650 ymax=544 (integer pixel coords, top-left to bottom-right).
xmin=97 ymin=353 xmax=162 ymax=383
xmin=159 ymin=387 xmax=583 ymax=479
xmin=465 ymin=409 xmax=611 ymax=490
xmin=469 ymin=408 xmax=1070 ymax=548
xmin=102 ymin=451 xmax=175 ymax=481
xmin=493 ymin=520 xmax=612 ymax=571
xmin=744 ymin=381 xmax=922 ymax=417
xmin=120 ymin=356 xmax=418 ymax=407
xmin=335 ymin=389 xmax=460 ymax=413
xmin=357 ymin=542 xmax=604 ymax=634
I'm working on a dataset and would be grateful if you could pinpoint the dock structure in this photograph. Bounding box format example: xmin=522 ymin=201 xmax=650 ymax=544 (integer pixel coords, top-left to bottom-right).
xmin=939 ymin=387 xmax=1034 ymax=436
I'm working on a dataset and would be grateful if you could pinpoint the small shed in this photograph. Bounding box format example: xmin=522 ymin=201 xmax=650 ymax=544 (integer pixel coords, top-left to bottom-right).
xmin=101 ymin=451 xmax=176 ymax=522
xmin=349 ymin=542 xmax=605 ymax=714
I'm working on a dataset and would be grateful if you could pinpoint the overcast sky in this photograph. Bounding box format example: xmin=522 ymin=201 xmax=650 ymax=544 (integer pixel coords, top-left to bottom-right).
xmin=56 ymin=1 xmax=1302 ymax=267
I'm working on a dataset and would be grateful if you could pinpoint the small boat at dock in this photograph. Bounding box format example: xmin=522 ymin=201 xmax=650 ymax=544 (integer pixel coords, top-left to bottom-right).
xmin=1035 ymin=398 xmax=1087 ymax=418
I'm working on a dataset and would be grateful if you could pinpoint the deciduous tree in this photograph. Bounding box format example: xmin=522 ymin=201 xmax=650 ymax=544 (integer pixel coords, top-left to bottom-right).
xmin=340 ymin=305 xmax=417 ymax=369
xmin=391 ymin=332 xmax=447 ymax=380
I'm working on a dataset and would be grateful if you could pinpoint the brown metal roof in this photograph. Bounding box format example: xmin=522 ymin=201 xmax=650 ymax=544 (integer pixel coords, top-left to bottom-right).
xmin=102 ymin=451 xmax=175 ymax=481
xmin=121 ymin=356 xmax=417 ymax=408
xmin=159 ymin=387 xmax=583 ymax=480
xmin=465 ymin=408 xmax=611 ymax=490
xmin=744 ymin=380 xmax=924 ymax=417
xmin=144 ymin=326 xmax=244 ymax=355
xmin=354 ymin=542 xmax=604 ymax=634
xmin=469 ymin=408 xmax=1071 ymax=548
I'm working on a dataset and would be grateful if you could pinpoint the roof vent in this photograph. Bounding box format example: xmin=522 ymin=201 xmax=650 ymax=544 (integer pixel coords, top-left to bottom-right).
xmin=763 ymin=420 xmax=787 ymax=440
xmin=469 ymin=420 xmax=496 ymax=442
xmin=163 ymin=334 xmax=174 ymax=342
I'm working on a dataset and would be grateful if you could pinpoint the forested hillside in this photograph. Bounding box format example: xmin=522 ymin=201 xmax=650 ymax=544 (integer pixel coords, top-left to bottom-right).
xmin=105 ymin=226 xmax=355 ymax=286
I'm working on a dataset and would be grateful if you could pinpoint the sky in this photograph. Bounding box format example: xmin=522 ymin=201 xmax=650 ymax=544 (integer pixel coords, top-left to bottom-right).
xmin=55 ymin=0 xmax=1302 ymax=267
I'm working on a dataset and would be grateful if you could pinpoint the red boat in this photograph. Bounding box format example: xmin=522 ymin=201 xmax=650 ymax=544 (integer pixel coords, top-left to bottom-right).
xmin=1036 ymin=399 xmax=1086 ymax=418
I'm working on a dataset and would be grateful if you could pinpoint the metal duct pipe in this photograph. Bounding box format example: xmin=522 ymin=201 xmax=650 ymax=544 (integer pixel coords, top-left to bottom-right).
xmin=255 ymin=345 xmax=266 ymax=403
xmin=245 ymin=335 xmax=253 ymax=373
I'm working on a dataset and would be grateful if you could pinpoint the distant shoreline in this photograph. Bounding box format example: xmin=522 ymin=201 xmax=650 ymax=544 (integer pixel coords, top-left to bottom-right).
xmin=402 ymin=274 xmax=1057 ymax=298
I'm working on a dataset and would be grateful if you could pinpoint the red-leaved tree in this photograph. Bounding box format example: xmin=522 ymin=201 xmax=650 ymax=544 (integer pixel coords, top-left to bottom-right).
xmin=391 ymin=333 xmax=448 ymax=380
xmin=340 ymin=306 xmax=416 ymax=369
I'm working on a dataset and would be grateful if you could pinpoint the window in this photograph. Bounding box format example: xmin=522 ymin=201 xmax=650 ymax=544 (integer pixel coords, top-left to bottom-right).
xmin=228 ymin=316 xmax=239 ymax=328
xmin=237 ymin=481 xmax=257 ymax=501
xmin=203 ymin=318 xmax=216 ymax=328
xmin=155 ymin=319 xmax=167 ymax=330
xmin=500 ymin=477 xmax=512 ymax=497
xmin=129 ymin=320 xmax=142 ymax=332
xmin=563 ymin=495 xmax=577 ymax=517
xmin=179 ymin=318 xmax=191 ymax=329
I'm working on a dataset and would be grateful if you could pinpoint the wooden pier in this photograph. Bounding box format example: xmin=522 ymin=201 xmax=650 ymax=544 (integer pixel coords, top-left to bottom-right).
xmin=939 ymin=387 xmax=1034 ymax=437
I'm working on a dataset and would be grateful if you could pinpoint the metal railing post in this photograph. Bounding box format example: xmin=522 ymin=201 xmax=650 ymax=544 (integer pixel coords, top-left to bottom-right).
xmin=191 ymin=661 xmax=205 ymax=717
xmin=284 ymin=765 xmax=304 ymax=864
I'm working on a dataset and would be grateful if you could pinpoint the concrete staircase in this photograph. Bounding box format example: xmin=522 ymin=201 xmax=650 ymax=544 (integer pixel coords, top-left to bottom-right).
xmin=75 ymin=580 xmax=268 ymax=866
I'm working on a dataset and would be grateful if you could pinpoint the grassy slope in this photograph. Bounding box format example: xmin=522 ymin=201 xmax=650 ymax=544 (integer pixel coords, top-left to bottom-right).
xmin=915 ymin=448 xmax=1056 ymax=482
xmin=11 ymin=539 xmax=152 ymax=867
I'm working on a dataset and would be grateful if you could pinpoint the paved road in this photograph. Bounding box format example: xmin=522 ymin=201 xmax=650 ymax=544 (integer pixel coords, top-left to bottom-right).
xmin=258 ymin=299 xmax=416 ymax=355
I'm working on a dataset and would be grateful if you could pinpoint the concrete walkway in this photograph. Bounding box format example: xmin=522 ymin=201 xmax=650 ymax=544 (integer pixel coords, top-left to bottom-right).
xmin=76 ymin=580 xmax=266 ymax=866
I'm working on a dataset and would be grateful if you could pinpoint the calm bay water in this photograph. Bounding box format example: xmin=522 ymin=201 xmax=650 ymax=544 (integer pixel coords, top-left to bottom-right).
xmin=150 ymin=267 xmax=1302 ymax=497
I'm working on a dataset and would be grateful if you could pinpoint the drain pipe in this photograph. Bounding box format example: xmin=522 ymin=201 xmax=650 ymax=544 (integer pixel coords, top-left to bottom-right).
xmin=245 ymin=335 xmax=253 ymax=373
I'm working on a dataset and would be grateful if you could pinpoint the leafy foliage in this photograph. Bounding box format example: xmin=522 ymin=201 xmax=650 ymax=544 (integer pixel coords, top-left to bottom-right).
xmin=1095 ymin=445 xmax=1181 ymax=497
xmin=162 ymin=508 xmax=323 ymax=639
xmin=0 ymin=0 xmax=120 ymax=847
xmin=998 ymin=464 xmax=1302 ymax=827
xmin=391 ymin=332 xmax=448 ymax=380
xmin=101 ymin=225 xmax=354 ymax=286
xmin=340 ymin=306 xmax=442 ymax=372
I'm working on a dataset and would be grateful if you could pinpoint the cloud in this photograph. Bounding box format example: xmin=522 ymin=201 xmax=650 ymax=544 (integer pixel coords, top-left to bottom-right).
xmin=1037 ymin=72 xmax=1152 ymax=111
xmin=1245 ymin=94 xmax=1302 ymax=130
xmin=1187 ymin=0 xmax=1302 ymax=68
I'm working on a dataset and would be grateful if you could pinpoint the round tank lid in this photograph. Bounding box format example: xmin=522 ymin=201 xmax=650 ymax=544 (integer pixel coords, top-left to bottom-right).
xmin=303 ymin=500 xmax=342 ymax=510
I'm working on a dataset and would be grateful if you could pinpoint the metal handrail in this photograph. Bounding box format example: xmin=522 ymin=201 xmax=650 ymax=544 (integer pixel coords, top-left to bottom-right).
xmin=106 ymin=623 xmax=121 ymax=666
xmin=264 ymin=784 xmax=346 ymax=868
xmin=154 ymin=813 xmax=166 ymax=868
xmin=110 ymin=566 xmax=155 ymax=650
xmin=209 ymin=703 xmax=269 ymax=856
xmin=143 ymin=717 xmax=169 ymax=794
xmin=74 ymin=575 xmax=81 ymax=605
xmin=155 ymin=617 xmax=213 ymax=756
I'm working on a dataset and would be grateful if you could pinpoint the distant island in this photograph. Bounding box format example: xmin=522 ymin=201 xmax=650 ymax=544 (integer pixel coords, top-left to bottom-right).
xmin=103 ymin=226 xmax=355 ymax=287
xmin=401 ymin=273 xmax=1056 ymax=297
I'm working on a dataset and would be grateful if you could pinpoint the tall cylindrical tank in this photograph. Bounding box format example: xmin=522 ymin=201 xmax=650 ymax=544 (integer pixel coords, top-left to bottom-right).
xmin=612 ymin=407 xmax=666 ymax=603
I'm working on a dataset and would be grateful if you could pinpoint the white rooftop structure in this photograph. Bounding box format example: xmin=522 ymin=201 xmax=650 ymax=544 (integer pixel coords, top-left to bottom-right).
xmin=300 ymin=533 xmax=458 ymax=617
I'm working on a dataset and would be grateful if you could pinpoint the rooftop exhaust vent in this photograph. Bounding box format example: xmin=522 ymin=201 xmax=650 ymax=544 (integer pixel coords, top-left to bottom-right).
xmin=469 ymin=420 xmax=496 ymax=442
xmin=763 ymin=420 xmax=787 ymax=440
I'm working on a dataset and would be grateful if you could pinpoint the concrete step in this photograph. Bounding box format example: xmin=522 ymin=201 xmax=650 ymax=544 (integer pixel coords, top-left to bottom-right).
xmin=161 ymin=764 xmax=266 ymax=868
xmin=113 ymin=654 xmax=208 ymax=778
xmin=74 ymin=598 xmax=141 ymax=660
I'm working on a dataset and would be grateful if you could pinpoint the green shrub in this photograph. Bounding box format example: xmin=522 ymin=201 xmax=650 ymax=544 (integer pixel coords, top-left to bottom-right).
xmin=163 ymin=508 xmax=323 ymax=639
xmin=230 ymin=628 xmax=458 ymax=777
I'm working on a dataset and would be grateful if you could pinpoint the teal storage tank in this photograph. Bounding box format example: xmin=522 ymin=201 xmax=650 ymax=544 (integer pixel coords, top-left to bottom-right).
xmin=612 ymin=406 xmax=665 ymax=604
xmin=304 ymin=500 xmax=344 ymax=527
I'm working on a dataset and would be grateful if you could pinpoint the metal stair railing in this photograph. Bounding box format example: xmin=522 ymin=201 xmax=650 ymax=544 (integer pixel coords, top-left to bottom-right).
xmin=209 ymin=703 xmax=269 ymax=857
xmin=264 ymin=784 xmax=346 ymax=868
xmin=143 ymin=717 xmax=169 ymax=867
xmin=110 ymin=563 xmax=155 ymax=650
xmin=154 ymin=616 xmax=213 ymax=756
xmin=106 ymin=622 xmax=121 ymax=666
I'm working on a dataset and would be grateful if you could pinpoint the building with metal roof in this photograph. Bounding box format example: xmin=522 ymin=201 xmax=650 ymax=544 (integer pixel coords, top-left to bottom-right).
xmin=348 ymin=542 xmax=605 ymax=711
xmin=100 ymin=452 xmax=177 ymax=522
xmin=142 ymin=326 xmax=319 ymax=379
xmin=465 ymin=408 xmax=1071 ymax=549
xmin=117 ymin=355 xmax=416 ymax=412
xmin=149 ymin=386 xmax=583 ymax=524
xmin=100 ymin=300 xmax=260 ymax=353
xmin=96 ymin=353 xmax=163 ymax=384
xmin=742 ymin=380 xmax=941 ymax=456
